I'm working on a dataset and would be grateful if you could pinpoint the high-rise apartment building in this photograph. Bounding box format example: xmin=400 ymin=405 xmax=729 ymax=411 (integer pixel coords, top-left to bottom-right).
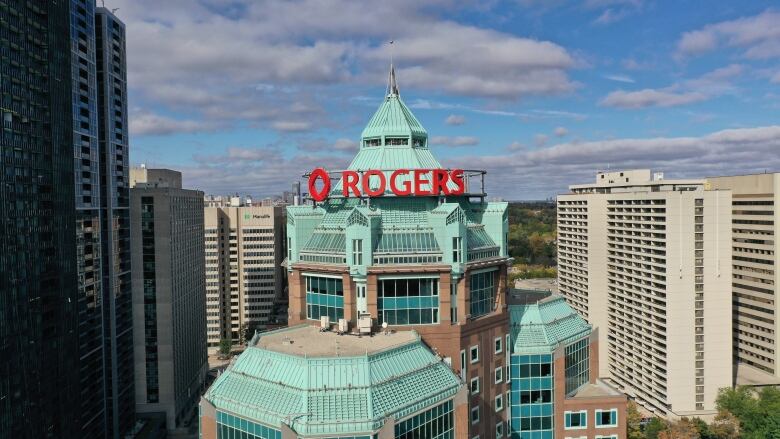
xmin=707 ymin=173 xmax=780 ymax=382
xmin=130 ymin=168 xmax=208 ymax=431
xmin=204 ymin=204 xmax=286 ymax=351
xmin=557 ymin=170 xmax=732 ymax=418
xmin=0 ymin=1 xmax=80 ymax=437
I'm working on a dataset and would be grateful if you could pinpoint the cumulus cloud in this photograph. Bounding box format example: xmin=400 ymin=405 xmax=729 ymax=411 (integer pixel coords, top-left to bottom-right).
xmin=430 ymin=136 xmax=480 ymax=147
xmin=129 ymin=110 xmax=223 ymax=136
xmin=771 ymin=71 xmax=780 ymax=84
xmin=601 ymin=89 xmax=708 ymax=108
xmin=445 ymin=125 xmax=780 ymax=199
xmin=298 ymin=138 xmax=359 ymax=153
xmin=601 ymin=64 xmax=743 ymax=109
xmin=554 ymin=127 xmax=569 ymax=137
xmin=603 ymin=74 xmax=635 ymax=83
xmin=676 ymin=10 xmax=780 ymax=59
xmin=445 ymin=114 xmax=466 ymax=125
xmin=534 ymin=134 xmax=549 ymax=146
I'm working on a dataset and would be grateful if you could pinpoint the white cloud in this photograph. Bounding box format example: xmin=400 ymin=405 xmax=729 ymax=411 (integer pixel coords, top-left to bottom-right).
xmin=444 ymin=125 xmax=780 ymax=199
xmin=601 ymin=89 xmax=707 ymax=108
xmin=676 ymin=10 xmax=780 ymax=59
xmin=603 ymin=74 xmax=635 ymax=83
xmin=130 ymin=110 xmax=223 ymax=136
xmin=771 ymin=71 xmax=780 ymax=83
xmin=271 ymin=121 xmax=313 ymax=132
xmin=445 ymin=114 xmax=466 ymax=125
xmin=298 ymin=138 xmax=359 ymax=153
xmin=534 ymin=134 xmax=549 ymax=146
xmin=430 ymin=136 xmax=480 ymax=146
xmin=554 ymin=126 xmax=569 ymax=137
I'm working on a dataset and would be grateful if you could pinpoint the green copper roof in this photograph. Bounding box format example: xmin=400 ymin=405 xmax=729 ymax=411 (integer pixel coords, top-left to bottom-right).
xmin=509 ymin=294 xmax=591 ymax=354
xmin=360 ymin=66 xmax=427 ymax=143
xmin=204 ymin=325 xmax=462 ymax=436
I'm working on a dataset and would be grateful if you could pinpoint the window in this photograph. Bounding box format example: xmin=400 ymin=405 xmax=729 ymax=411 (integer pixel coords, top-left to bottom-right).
xmin=471 ymin=406 xmax=480 ymax=425
xmin=565 ymin=411 xmax=587 ymax=429
xmin=470 ymin=269 xmax=496 ymax=318
xmin=377 ymin=278 xmax=440 ymax=325
xmin=305 ymin=276 xmax=344 ymax=321
xmin=496 ymin=422 xmax=504 ymax=438
xmin=565 ymin=338 xmax=589 ymax=395
xmin=495 ymin=337 xmax=503 ymax=354
xmin=495 ymin=367 xmax=503 ymax=384
xmin=394 ymin=400 xmax=454 ymax=439
xmin=505 ymin=391 xmax=510 ymax=412
xmin=460 ymin=350 xmax=467 ymax=381
xmin=453 ymin=237 xmax=462 ymax=263
xmin=596 ymin=409 xmax=618 ymax=428
xmin=470 ymin=345 xmax=479 ymax=363
xmin=352 ymin=239 xmax=362 ymax=265
xmin=470 ymin=377 xmax=480 ymax=394
xmin=495 ymin=394 xmax=503 ymax=411
xmin=596 ymin=436 xmax=618 ymax=439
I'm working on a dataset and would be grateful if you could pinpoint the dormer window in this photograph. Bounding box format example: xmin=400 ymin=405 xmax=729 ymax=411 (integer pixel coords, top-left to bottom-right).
xmin=385 ymin=137 xmax=408 ymax=146
xmin=412 ymin=137 xmax=425 ymax=147
xmin=364 ymin=138 xmax=381 ymax=147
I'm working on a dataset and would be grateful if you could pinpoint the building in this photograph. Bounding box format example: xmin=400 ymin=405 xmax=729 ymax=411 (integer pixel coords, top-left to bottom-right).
xmin=130 ymin=168 xmax=209 ymax=431
xmin=282 ymin=68 xmax=511 ymax=437
xmin=95 ymin=7 xmax=135 ymax=437
xmin=557 ymin=170 xmax=732 ymax=418
xmin=707 ymin=173 xmax=780 ymax=383
xmin=204 ymin=203 xmax=286 ymax=351
xmin=0 ymin=1 xmax=81 ymax=437
xmin=200 ymin=325 xmax=468 ymax=438
xmin=508 ymin=289 xmax=627 ymax=439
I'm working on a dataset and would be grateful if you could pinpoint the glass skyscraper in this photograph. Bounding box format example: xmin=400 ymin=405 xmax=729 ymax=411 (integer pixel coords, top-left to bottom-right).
xmin=0 ymin=1 xmax=80 ymax=437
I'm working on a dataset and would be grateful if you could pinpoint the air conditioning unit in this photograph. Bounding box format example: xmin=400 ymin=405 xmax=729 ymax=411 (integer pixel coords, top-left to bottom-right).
xmin=358 ymin=314 xmax=372 ymax=336
xmin=338 ymin=318 xmax=349 ymax=334
xmin=320 ymin=316 xmax=330 ymax=331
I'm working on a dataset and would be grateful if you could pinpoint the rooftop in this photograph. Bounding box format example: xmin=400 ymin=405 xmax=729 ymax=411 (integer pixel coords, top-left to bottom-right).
xmin=568 ymin=379 xmax=625 ymax=399
xmin=255 ymin=324 xmax=418 ymax=357
xmin=509 ymin=291 xmax=592 ymax=354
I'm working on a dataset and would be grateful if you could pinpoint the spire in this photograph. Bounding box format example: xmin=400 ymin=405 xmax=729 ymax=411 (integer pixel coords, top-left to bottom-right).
xmin=387 ymin=64 xmax=399 ymax=97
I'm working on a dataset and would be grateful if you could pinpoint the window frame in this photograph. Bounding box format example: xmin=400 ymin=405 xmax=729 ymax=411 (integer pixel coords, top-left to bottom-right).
xmin=564 ymin=410 xmax=588 ymax=430
xmin=495 ymin=421 xmax=504 ymax=438
xmin=494 ymin=394 xmax=503 ymax=412
xmin=495 ymin=336 xmax=503 ymax=354
xmin=494 ymin=366 xmax=503 ymax=384
xmin=471 ymin=406 xmax=480 ymax=425
xmin=470 ymin=345 xmax=479 ymax=364
xmin=595 ymin=409 xmax=619 ymax=428
xmin=470 ymin=377 xmax=480 ymax=395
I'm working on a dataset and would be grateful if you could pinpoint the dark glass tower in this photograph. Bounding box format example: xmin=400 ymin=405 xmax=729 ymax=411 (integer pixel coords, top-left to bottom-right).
xmin=0 ymin=1 xmax=80 ymax=437
xmin=70 ymin=1 xmax=107 ymax=437
xmin=96 ymin=7 xmax=134 ymax=438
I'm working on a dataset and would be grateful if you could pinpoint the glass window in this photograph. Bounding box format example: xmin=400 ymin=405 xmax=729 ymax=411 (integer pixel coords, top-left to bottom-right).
xmin=216 ymin=411 xmax=281 ymax=439
xmin=352 ymin=239 xmax=362 ymax=265
xmin=596 ymin=409 xmax=618 ymax=427
xmin=495 ymin=394 xmax=503 ymax=412
xmin=470 ymin=345 xmax=479 ymax=363
xmin=394 ymin=400 xmax=454 ymax=439
xmin=495 ymin=337 xmax=502 ymax=354
xmin=377 ymin=278 xmax=440 ymax=325
xmin=470 ymin=270 xmax=496 ymax=318
xmin=510 ymin=354 xmax=554 ymax=436
xmin=305 ymin=275 xmax=344 ymax=322
xmin=496 ymin=422 xmax=504 ymax=439
xmin=471 ymin=406 xmax=480 ymax=425
xmin=453 ymin=236 xmax=462 ymax=263
xmin=565 ymin=338 xmax=590 ymax=395
xmin=565 ymin=411 xmax=587 ymax=429
xmin=471 ymin=377 xmax=480 ymax=394
xmin=495 ymin=367 xmax=503 ymax=384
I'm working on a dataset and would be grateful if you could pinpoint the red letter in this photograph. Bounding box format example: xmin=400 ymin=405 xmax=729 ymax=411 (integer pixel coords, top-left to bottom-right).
xmin=342 ymin=170 xmax=360 ymax=197
xmin=432 ymin=169 xmax=450 ymax=195
xmin=450 ymin=169 xmax=465 ymax=195
xmin=308 ymin=167 xmax=331 ymax=202
xmin=362 ymin=170 xmax=386 ymax=197
xmin=414 ymin=169 xmax=433 ymax=195
xmin=390 ymin=169 xmax=411 ymax=196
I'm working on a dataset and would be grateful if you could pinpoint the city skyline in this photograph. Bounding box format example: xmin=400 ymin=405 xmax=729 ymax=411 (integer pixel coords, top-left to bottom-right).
xmin=116 ymin=0 xmax=780 ymax=199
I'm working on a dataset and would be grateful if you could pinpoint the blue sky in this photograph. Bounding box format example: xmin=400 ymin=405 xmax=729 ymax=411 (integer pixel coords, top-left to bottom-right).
xmin=120 ymin=0 xmax=780 ymax=200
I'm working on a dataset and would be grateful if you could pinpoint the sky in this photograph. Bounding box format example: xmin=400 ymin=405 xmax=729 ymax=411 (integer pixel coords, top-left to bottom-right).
xmin=120 ymin=0 xmax=780 ymax=200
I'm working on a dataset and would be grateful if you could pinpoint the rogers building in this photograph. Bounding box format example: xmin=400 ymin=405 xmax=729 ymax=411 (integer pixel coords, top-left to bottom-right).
xmin=199 ymin=69 xmax=626 ymax=439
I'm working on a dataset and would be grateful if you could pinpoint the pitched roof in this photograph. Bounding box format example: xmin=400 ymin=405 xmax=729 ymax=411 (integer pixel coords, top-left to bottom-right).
xmin=509 ymin=294 xmax=592 ymax=354
xmin=204 ymin=325 xmax=462 ymax=436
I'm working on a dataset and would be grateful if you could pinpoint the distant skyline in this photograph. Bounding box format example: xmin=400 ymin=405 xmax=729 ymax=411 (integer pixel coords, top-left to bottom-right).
xmin=121 ymin=0 xmax=780 ymax=199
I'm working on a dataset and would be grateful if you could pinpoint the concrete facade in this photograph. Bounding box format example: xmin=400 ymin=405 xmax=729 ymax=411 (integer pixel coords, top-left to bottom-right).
xmin=707 ymin=173 xmax=780 ymax=382
xmin=130 ymin=169 xmax=208 ymax=430
xmin=557 ymin=170 xmax=733 ymax=418
xmin=204 ymin=205 xmax=286 ymax=351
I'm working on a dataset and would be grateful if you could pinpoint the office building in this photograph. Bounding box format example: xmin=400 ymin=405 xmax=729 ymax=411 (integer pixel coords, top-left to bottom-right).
xmin=0 ymin=1 xmax=80 ymax=437
xmin=204 ymin=204 xmax=286 ymax=351
xmin=131 ymin=168 xmax=208 ymax=431
xmin=508 ymin=289 xmax=627 ymax=439
xmin=557 ymin=170 xmax=732 ymax=418
xmin=707 ymin=173 xmax=780 ymax=383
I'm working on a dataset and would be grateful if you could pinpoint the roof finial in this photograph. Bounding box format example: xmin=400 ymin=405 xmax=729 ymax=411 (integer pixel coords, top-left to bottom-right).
xmin=387 ymin=40 xmax=399 ymax=97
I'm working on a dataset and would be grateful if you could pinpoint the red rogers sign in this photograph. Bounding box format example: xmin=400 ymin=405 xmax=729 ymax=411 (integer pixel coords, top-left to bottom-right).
xmin=308 ymin=168 xmax=465 ymax=202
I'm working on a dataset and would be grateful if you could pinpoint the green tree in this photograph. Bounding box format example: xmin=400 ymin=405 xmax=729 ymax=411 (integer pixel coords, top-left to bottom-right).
xmin=219 ymin=338 xmax=232 ymax=357
xmin=709 ymin=411 xmax=740 ymax=439
xmin=659 ymin=418 xmax=701 ymax=439
xmin=626 ymin=401 xmax=644 ymax=439
xmin=644 ymin=418 xmax=667 ymax=439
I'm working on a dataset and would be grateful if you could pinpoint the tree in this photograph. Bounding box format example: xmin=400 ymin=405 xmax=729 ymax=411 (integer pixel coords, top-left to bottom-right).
xmin=709 ymin=411 xmax=740 ymax=439
xmin=219 ymin=338 xmax=232 ymax=357
xmin=658 ymin=418 xmax=701 ymax=439
xmin=627 ymin=401 xmax=644 ymax=439
xmin=644 ymin=418 xmax=668 ymax=439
